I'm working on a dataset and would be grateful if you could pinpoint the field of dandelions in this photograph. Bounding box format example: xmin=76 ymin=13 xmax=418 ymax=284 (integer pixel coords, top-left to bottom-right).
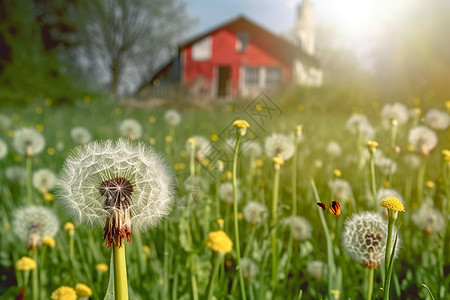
xmin=0 ymin=94 xmax=449 ymax=300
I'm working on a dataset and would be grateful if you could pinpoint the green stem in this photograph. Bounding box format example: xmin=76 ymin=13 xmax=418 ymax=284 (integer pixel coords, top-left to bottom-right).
xmin=113 ymin=244 xmax=129 ymax=300
xmin=206 ymin=253 xmax=222 ymax=300
xmin=390 ymin=123 xmax=397 ymax=149
xmin=417 ymin=156 xmax=427 ymax=205
xmin=31 ymin=250 xmax=38 ymax=300
xmin=271 ymin=163 xmax=281 ymax=290
xmin=369 ymin=152 xmax=377 ymax=208
xmin=190 ymin=143 xmax=195 ymax=177
xmin=292 ymin=138 xmax=299 ymax=216
xmin=367 ymin=267 xmax=374 ymax=300
xmin=384 ymin=218 xmax=394 ymax=277
xmin=26 ymin=156 xmax=33 ymax=204
xmin=232 ymin=134 xmax=247 ymax=300
xmin=163 ymin=222 xmax=170 ymax=299
xmin=189 ymin=253 xmax=198 ymax=300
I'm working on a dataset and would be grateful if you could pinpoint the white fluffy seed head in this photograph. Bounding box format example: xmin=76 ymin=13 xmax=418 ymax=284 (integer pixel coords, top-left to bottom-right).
xmin=219 ymin=182 xmax=241 ymax=205
xmin=326 ymin=140 xmax=342 ymax=158
xmin=285 ymin=215 xmax=312 ymax=241
xmin=264 ymin=134 xmax=294 ymax=160
xmin=0 ymin=138 xmax=8 ymax=160
xmin=186 ymin=136 xmax=211 ymax=160
xmin=307 ymin=260 xmax=327 ymax=281
xmin=424 ymin=108 xmax=449 ymax=130
xmin=346 ymin=114 xmax=375 ymax=142
xmin=6 ymin=166 xmax=27 ymax=184
xmin=381 ymin=102 xmax=410 ymax=128
xmin=242 ymin=201 xmax=268 ymax=225
xmin=403 ymin=154 xmax=421 ymax=170
xmin=70 ymin=126 xmax=92 ymax=145
xmin=33 ymin=169 xmax=57 ymax=192
xmin=342 ymin=212 xmax=399 ymax=268
xmin=240 ymin=258 xmax=259 ymax=279
xmin=12 ymin=205 xmax=59 ymax=243
xmin=13 ymin=128 xmax=45 ymax=157
xmin=164 ymin=109 xmax=181 ymax=126
xmin=242 ymin=141 xmax=262 ymax=158
xmin=375 ymin=156 xmax=397 ymax=176
xmin=329 ymin=179 xmax=353 ymax=201
xmin=57 ymin=138 xmax=175 ymax=233
xmin=408 ymin=126 xmax=438 ymax=156
xmin=119 ymin=119 xmax=142 ymax=140
xmin=412 ymin=206 xmax=446 ymax=235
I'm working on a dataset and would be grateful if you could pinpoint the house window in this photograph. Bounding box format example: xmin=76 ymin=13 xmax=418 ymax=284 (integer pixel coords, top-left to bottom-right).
xmin=192 ymin=37 xmax=211 ymax=61
xmin=265 ymin=67 xmax=282 ymax=87
xmin=236 ymin=32 xmax=249 ymax=52
xmin=244 ymin=67 xmax=259 ymax=87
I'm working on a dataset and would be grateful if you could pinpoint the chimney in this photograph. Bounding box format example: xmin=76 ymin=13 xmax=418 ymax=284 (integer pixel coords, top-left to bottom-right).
xmin=297 ymin=0 xmax=315 ymax=55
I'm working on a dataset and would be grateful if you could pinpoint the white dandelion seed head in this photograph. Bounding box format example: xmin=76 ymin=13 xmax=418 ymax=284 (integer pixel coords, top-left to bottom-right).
xmin=219 ymin=181 xmax=241 ymax=205
xmin=375 ymin=156 xmax=397 ymax=176
xmin=13 ymin=128 xmax=45 ymax=157
xmin=12 ymin=205 xmax=59 ymax=243
xmin=119 ymin=119 xmax=142 ymax=140
xmin=70 ymin=126 xmax=92 ymax=145
xmin=186 ymin=136 xmax=211 ymax=160
xmin=346 ymin=114 xmax=375 ymax=142
xmin=6 ymin=166 xmax=27 ymax=184
xmin=326 ymin=140 xmax=342 ymax=158
xmin=242 ymin=201 xmax=268 ymax=225
xmin=381 ymin=102 xmax=410 ymax=128
xmin=408 ymin=126 xmax=438 ymax=156
xmin=307 ymin=260 xmax=327 ymax=281
xmin=264 ymin=134 xmax=295 ymax=160
xmin=33 ymin=169 xmax=57 ymax=193
xmin=0 ymin=138 xmax=8 ymax=160
xmin=342 ymin=212 xmax=399 ymax=268
xmin=0 ymin=114 xmax=12 ymax=130
xmin=424 ymin=108 xmax=449 ymax=130
xmin=164 ymin=109 xmax=181 ymax=126
xmin=240 ymin=258 xmax=259 ymax=280
xmin=329 ymin=179 xmax=353 ymax=201
xmin=403 ymin=154 xmax=421 ymax=170
xmin=286 ymin=215 xmax=312 ymax=241
xmin=412 ymin=206 xmax=446 ymax=235
xmin=242 ymin=141 xmax=262 ymax=158
xmin=57 ymin=138 xmax=175 ymax=233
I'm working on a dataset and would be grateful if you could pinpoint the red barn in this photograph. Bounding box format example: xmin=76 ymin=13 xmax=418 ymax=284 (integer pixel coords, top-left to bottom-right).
xmin=142 ymin=13 xmax=321 ymax=98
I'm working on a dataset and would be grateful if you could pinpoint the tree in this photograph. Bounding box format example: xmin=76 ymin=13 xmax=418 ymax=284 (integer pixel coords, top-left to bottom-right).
xmin=70 ymin=0 xmax=194 ymax=96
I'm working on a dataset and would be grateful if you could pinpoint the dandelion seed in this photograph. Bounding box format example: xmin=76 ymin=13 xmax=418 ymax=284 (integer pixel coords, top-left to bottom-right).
xmin=16 ymin=256 xmax=37 ymax=271
xmin=242 ymin=201 xmax=268 ymax=226
xmin=12 ymin=205 xmax=59 ymax=250
xmin=342 ymin=212 xmax=398 ymax=269
xmin=58 ymin=138 xmax=174 ymax=248
xmin=412 ymin=206 xmax=446 ymax=235
xmin=51 ymin=286 xmax=77 ymax=300
xmin=408 ymin=126 xmax=438 ymax=156
xmin=264 ymin=134 xmax=294 ymax=160
xmin=13 ymin=128 xmax=45 ymax=157
xmin=424 ymin=108 xmax=449 ymax=130
xmin=119 ymin=119 xmax=142 ymax=141
xmin=70 ymin=126 xmax=92 ymax=145
xmin=205 ymin=230 xmax=233 ymax=253
xmin=164 ymin=109 xmax=181 ymax=126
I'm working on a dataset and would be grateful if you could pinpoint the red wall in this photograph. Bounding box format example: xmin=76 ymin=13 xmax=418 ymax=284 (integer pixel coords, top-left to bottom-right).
xmin=181 ymin=28 xmax=291 ymax=95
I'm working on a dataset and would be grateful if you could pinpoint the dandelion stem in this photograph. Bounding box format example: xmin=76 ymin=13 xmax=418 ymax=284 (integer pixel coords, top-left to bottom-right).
xmin=367 ymin=267 xmax=374 ymax=300
xmin=369 ymin=151 xmax=377 ymax=208
xmin=417 ymin=156 xmax=427 ymax=204
xmin=113 ymin=244 xmax=129 ymax=300
xmin=189 ymin=143 xmax=195 ymax=177
xmin=232 ymin=134 xmax=247 ymax=300
xmin=205 ymin=253 xmax=222 ymax=300
xmin=31 ymin=250 xmax=38 ymax=300
xmin=26 ymin=156 xmax=32 ymax=204
xmin=292 ymin=135 xmax=299 ymax=216
xmin=384 ymin=217 xmax=394 ymax=278
xmin=271 ymin=162 xmax=281 ymax=290
xmin=189 ymin=253 xmax=198 ymax=300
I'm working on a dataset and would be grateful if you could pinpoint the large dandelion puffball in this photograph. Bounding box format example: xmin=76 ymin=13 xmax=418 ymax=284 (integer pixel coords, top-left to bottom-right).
xmin=408 ymin=126 xmax=438 ymax=156
xmin=264 ymin=134 xmax=294 ymax=160
xmin=12 ymin=205 xmax=59 ymax=242
xmin=342 ymin=212 xmax=399 ymax=268
xmin=33 ymin=169 xmax=57 ymax=192
xmin=13 ymin=128 xmax=45 ymax=157
xmin=57 ymin=138 xmax=175 ymax=232
xmin=424 ymin=108 xmax=449 ymax=130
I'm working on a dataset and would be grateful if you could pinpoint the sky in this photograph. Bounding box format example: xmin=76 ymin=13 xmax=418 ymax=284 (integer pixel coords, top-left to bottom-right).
xmin=185 ymin=0 xmax=409 ymax=64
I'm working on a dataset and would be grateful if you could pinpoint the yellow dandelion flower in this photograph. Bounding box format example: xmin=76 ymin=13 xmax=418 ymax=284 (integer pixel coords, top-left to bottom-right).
xmin=64 ymin=222 xmax=75 ymax=231
xmin=44 ymin=192 xmax=55 ymax=201
xmin=205 ymin=230 xmax=233 ymax=254
xmin=43 ymin=236 xmax=55 ymax=248
xmin=256 ymin=159 xmax=264 ymax=167
xmin=83 ymin=95 xmax=91 ymax=103
xmin=165 ymin=135 xmax=172 ymax=143
xmin=217 ymin=219 xmax=224 ymax=226
xmin=445 ymin=100 xmax=450 ymax=109
xmin=366 ymin=140 xmax=379 ymax=148
xmin=35 ymin=107 xmax=43 ymax=114
xmin=35 ymin=124 xmax=44 ymax=132
xmin=426 ymin=181 xmax=435 ymax=189
xmin=95 ymin=263 xmax=109 ymax=272
xmin=47 ymin=147 xmax=56 ymax=156
xmin=273 ymin=156 xmax=284 ymax=166
xmin=45 ymin=98 xmax=52 ymax=106
xmin=148 ymin=137 xmax=156 ymax=145
xmin=381 ymin=197 xmax=405 ymax=212
xmin=226 ymin=105 xmax=233 ymax=112
xmin=114 ymin=107 xmax=122 ymax=115
xmin=148 ymin=116 xmax=156 ymax=123
xmin=75 ymin=283 xmax=92 ymax=297
xmin=16 ymin=256 xmax=36 ymax=271
xmin=441 ymin=149 xmax=450 ymax=162
xmin=413 ymin=98 xmax=420 ymax=106
xmin=233 ymin=120 xmax=250 ymax=128
xmin=188 ymin=138 xmax=196 ymax=145
xmin=51 ymin=286 xmax=77 ymax=300
xmin=333 ymin=169 xmax=341 ymax=177
xmin=180 ymin=150 xmax=188 ymax=157
xmin=210 ymin=134 xmax=219 ymax=141
xmin=331 ymin=289 xmax=340 ymax=300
